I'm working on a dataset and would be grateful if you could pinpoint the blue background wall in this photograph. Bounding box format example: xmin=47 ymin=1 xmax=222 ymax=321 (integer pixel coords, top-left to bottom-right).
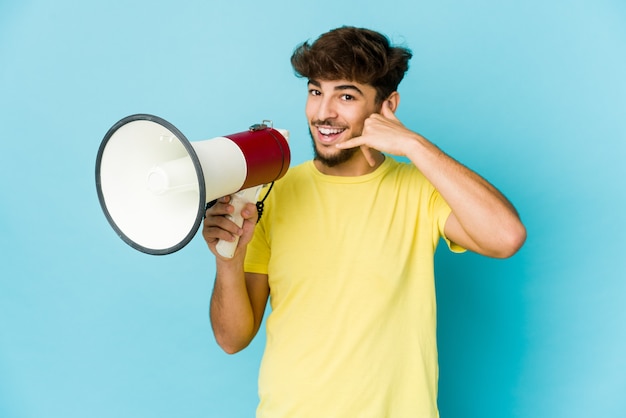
xmin=1 ymin=0 xmax=624 ymax=417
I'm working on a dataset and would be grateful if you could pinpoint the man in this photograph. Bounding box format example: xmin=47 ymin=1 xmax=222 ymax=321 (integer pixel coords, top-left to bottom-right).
xmin=203 ymin=26 xmax=526 ymax=417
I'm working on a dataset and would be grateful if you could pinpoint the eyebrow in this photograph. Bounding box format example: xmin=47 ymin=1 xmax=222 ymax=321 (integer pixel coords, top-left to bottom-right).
xmin=308 ymin=79 xmax=365 ymax=97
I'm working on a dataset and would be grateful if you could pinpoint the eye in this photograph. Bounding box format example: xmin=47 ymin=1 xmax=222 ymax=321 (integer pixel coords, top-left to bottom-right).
xmin=308 ymin=89 xmax=321 ymax=96
xmin=340 ymin=94 xmax=355 ymax=101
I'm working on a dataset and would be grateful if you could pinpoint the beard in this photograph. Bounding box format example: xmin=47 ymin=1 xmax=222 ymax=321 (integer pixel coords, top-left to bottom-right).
xmin=308 ymin=126 xmax=359 ymax=168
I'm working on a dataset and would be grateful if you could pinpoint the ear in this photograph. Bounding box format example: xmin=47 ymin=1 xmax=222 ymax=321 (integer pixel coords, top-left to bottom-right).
xmin=383 ymin=91 xmax=400 ymax=113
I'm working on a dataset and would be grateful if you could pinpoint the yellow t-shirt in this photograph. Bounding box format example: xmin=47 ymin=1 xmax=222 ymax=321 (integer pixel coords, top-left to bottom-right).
xmin=245 ymin=157 xmax=463 ymax=418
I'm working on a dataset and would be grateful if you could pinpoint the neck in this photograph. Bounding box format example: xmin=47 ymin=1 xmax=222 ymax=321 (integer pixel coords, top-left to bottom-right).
xmin=314 ymin=150 xmax=385 ymax=176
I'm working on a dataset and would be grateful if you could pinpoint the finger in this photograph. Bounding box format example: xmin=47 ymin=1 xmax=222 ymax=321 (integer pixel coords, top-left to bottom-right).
xmin=205 ymin=197 xmax=235 ymax=218
xmin=204 ymin=213 xmax=242 ymax=235
xmin=240 ymin=202 xmax=259 ymax=223
xmin=335 ymin=133 xmax=366 ymax=149
xmin=203 ymin=225 xmax=239 ymax=243
xmin=360 ymin=145 xmax=376 ymax=167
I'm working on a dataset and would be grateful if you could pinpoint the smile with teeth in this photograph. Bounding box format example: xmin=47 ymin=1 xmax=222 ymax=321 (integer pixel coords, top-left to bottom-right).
xmin=318 ymin=126 xmax=345 ymax=135
xmin=316 ymin=126 xmax=346 ymax=142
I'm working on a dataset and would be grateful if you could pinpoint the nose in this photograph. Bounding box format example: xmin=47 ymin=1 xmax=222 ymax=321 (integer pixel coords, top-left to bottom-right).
xmin=313 ymin=96 xmax=337 ymax=122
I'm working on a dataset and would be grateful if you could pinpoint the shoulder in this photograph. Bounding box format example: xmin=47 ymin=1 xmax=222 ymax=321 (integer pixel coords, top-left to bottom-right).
xmin=261 ymin=161 xmax=313 ymax=205
xmin=274 ymin=160 xmax=315 ymax=187
xmin=283 ymin=160 xmax=312 ymax=177
xmin=382 ymin=157 xmax=427 ymax=182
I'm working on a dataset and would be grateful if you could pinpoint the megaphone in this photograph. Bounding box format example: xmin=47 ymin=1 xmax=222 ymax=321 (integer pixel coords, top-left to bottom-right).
xmin=95 ymin=114 xmax=290 ymax=256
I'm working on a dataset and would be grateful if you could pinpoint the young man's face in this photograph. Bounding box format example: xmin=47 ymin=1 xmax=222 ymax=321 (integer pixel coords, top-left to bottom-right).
xmin=305 ymin=79 xmax=380 ymax=167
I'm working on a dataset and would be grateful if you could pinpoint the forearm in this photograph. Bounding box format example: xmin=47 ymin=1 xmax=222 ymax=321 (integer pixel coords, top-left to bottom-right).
xmin=210 ymin=255 xmax=255 ymax=354
xmin=406 ymin=135 xmax=526 ymax=257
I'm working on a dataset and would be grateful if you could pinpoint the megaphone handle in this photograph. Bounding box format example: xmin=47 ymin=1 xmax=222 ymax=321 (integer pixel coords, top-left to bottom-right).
xmin=215 ymin=185 xmax=263 ymax=258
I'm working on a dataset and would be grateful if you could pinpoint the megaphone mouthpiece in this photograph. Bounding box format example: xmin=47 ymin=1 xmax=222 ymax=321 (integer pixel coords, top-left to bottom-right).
xmin=146 ymin=156 xmax=197 ymax=195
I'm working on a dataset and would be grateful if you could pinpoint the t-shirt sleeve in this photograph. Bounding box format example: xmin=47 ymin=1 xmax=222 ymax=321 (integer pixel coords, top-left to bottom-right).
xmin=244 ymin=215 xmax=271 ymax=274
xmin=430 ymin=189 xmax=466 ymax=254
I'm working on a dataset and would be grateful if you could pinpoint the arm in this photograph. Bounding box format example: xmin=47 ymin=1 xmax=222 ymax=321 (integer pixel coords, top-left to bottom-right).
xmin=338 ymin=97 xmax=526 ymax=258
xmin=203 ymin=196 xmax=270 ymax=354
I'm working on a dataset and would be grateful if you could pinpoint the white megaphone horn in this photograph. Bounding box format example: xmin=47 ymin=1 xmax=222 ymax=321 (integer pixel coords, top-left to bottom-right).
xmin=95 ymin=114 xmax=290 ymax=256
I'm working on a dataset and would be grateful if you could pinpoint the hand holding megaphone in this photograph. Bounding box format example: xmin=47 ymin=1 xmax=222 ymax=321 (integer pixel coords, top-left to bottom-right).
xmin=204 ymin=185 xmax=263 ymax=259
xmin=95 ymin=114 xmax=290 ymax=256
